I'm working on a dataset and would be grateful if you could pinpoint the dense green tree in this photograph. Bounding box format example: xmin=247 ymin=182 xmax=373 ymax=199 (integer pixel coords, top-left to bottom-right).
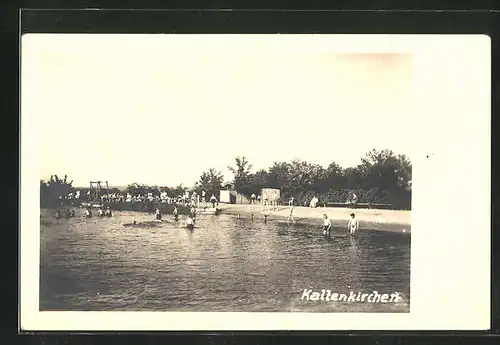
xmin=195 ymin=168 xmax=224 ymax=198
xmin=40 ymin=174 xmax=74 ymax=207
xmin=228 ymin=156 xmax=253 ymax=196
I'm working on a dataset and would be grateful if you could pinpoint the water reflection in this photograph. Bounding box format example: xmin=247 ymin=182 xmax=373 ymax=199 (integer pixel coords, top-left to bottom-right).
xmin=40 ymin=208 xmax=410 ymax=312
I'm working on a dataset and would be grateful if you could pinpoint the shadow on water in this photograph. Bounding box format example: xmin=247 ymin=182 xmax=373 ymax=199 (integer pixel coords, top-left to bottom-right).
xmin=39 ymin=208 xmax=410 ymax=312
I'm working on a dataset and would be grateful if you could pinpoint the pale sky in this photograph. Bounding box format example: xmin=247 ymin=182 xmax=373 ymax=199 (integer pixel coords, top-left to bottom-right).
xmin=22 ymin=35 xmax=413 ymax=187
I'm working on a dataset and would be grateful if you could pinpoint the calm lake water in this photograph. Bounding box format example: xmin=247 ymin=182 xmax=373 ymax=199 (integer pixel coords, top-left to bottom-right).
xmin=40 ymin=208 xmax=410 ymax=312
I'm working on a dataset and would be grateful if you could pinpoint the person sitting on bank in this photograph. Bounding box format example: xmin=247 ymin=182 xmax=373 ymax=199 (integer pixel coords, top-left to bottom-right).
xmin=97 ymin=207 xmax=105 ymax=217
xmin=251 ymin=193 xmax=256 ymax=204
xmin=310 ymin=196 xmax=318 ymax=208
xmin=105 ymin=207 xmax=112 ymax=217
xmin=322 ymin=214 xmax=332 ymax=236
xmin=346 ymin=193 xmax=358 ymax=208
xmin=348 ymin=213 xmax=359 ymax=235
xmin=84 ymin=207 xmax=93 ymax=218
xmin=351 ymin=193 xmax=358 ymax=208
xmin=155 ymin=208 xmax=162 ymax=221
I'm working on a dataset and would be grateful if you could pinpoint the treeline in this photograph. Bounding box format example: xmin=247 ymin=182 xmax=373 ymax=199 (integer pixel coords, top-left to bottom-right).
xmin=40 ymin=149 xmax=411 ymax=210
xmin=221 ymin=149 xmax=411 ymax=209
xmin=40 ymin=175 xmax=74 ymax=208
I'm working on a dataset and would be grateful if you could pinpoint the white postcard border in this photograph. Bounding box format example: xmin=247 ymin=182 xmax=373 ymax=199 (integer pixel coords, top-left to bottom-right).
xmin=20 ymin=34 xmax=491 ymax=331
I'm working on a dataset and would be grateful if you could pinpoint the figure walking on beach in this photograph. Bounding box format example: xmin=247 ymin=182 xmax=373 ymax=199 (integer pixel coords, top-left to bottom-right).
xmin=348 ymin=213 xmax=359 ymax=235
xmin=289 ymin=196 xmax=294 ymax=207
xmin=322 ymin=214 xmax=332 ymax=236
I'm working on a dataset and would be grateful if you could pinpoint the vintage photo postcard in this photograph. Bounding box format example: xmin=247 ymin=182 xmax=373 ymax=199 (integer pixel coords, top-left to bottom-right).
xmin=20 ymin=34 xmax=491 ymax=331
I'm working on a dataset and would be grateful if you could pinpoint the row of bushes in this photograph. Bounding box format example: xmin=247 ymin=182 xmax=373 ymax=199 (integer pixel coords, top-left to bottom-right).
xmin=290 ymin=188 xmax=410 ymax=210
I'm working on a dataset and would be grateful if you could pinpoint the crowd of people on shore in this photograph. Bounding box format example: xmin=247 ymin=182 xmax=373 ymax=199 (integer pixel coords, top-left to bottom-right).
xmin=65 ymin=187 xmax=360 ymax=211
xmin=66 ymin=189 xmax=220 ymax=209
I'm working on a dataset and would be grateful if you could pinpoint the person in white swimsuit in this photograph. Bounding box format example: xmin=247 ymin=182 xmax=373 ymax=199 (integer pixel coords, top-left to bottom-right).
xmin=322 ymin=214 xmax=332 ymax=236
xmin=348 ymin=213 xmax=359 ymax=235
xmin=287 ymin=205 xmax=296 ymax=224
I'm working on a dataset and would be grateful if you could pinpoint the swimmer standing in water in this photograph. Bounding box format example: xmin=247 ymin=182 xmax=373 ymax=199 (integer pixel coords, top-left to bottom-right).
xmin=186 ymin=216 xmax=194 ymax=230
xmin=348 ymin=213 xmax=359 ymax=235
xmin=287 ymin=205 xmax=296 ymax=224
xmin=155 ymin=208 xmax=162 ymax=221
xmin=173 ymin=205 xmax=179 ymax=221
xmin=322 ymin=214 xmax=332 ymax=236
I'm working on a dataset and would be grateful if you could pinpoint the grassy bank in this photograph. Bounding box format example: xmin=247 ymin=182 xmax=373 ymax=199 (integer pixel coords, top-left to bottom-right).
xmin=217 ymin=203 xmax=411 ymax=234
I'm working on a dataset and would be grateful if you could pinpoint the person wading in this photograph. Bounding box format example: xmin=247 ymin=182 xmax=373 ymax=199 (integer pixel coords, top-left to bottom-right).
xmin=155 ymin=208 xmax=162 ymax=221
xmin=287 ymin=205 xmax=296 ymax=224
xmin=348 ymin=213 xmax=359 ymax=235
xmin=322 ymin=214 xmax=332 ymax=236
xmin=210 ymin=194 xmax=217 ymax=208
xmin=173 ymin=205 xmax=179 ymax=221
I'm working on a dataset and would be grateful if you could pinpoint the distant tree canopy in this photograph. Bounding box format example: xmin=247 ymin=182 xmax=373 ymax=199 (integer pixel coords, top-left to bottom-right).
xmin=194 ymin=168 xmax=224 ymax=197
xmin=227 ymin=156 xmax=252 ymax=196
xmin=40 ymin=149 xmax=411 ymax=210
xmin=40 ymin=174 xmax=73 ymax=207
xmin=226 ymin=149 xmax=412 ymax=209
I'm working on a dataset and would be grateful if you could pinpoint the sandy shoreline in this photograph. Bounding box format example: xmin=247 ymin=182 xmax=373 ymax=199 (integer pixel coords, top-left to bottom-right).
xmin=217 ymin=204 xmax=411 ymax=234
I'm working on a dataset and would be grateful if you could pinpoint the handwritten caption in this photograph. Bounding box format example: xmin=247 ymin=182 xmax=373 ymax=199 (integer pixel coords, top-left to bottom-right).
xmin=301 ymin=289 xmax=402 ymax=303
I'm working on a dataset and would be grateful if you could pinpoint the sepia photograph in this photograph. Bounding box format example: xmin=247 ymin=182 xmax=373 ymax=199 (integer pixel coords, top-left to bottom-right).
xmin=20 ymin=34 xmax=490 ymax=330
